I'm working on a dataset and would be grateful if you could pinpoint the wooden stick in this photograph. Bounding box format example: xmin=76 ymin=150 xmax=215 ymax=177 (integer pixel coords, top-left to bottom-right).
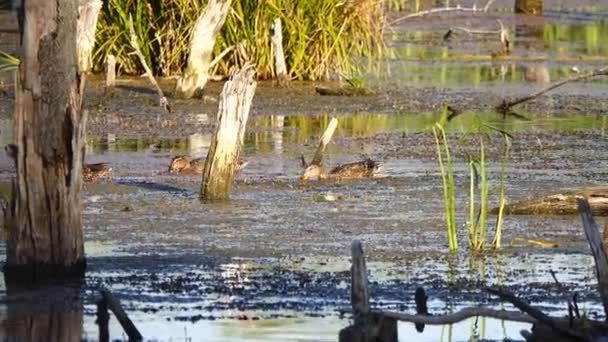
xmin=310 ymin=117 xmax=338 ymax=166
xmin=487 ymin=287 xmax=589 ymax=341
xmin=77 ymin=0 xmax=102 ymax=73
xmin=414 ymin=287 xmax=429 ymax=332
xmin=497 ymin=66 xmax=608 ymax=114
xmin=578 ymin=197 xmax=608 ymax=319
xmin=127 ymin=14 xmax=170 ymax=113
xmin=96 ymin=296 xmax=110 ymax=342
xmin=351 ymin=240 xmax=370 ymax=324
xmin=100 ymin=288 xmax=143 ymax=341
xmin=391 ymin=6 xmax=481 ymax=25
xmin=271 ymin=17 xmax=288 ymax=86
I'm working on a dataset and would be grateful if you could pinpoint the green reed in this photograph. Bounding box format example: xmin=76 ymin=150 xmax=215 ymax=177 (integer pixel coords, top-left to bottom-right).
xmin=492 ymin=134 xmax=511 ymax=248
xmin=93 ymin=0 xmax=385 ymax=80
xmin=0 ymin=50 xmax=19 ymax=73
xmin=433 ymin=112 xmax=458 ymax=252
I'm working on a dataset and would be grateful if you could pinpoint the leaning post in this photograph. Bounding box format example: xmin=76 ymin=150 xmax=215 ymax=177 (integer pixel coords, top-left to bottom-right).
xmin=271 ymin=17 xmax=288 ymax=86
xmin=201 ymin=64 xmax=257 ymax=201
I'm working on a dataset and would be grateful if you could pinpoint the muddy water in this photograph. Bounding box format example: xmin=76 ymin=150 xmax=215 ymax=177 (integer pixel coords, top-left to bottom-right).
xmin=2 ymin=4 xmax=608 ymax=342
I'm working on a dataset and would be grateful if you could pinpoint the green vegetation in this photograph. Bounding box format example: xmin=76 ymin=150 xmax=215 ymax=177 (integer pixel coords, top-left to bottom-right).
xmin=94 ymin=0 xmax=385 ymax=80
xmin=0 ymin=50 xmax=19 ymax=73
xmin=433 ymin=111 xmax=513 ymax=252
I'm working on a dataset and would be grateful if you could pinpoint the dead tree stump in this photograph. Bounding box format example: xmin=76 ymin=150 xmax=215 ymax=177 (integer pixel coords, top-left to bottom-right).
xmin=77 ymin=0 xmax=102 ymax=73
xmin=4 ymin=0 xmax=87 ymax=285
xmin=201 ymin=64 xmax=256 ymax=201
xmin=339 ymin=241 xmax=398 ymax=342
xmin=271 ymin=17 xmax=288 ymax=86
xmin=176 ymin=0 xmax=233 ymax=98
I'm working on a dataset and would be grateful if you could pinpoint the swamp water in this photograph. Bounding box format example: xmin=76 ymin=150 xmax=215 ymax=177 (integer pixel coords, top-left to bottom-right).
xmin=2 ymin=3 xmax=608 ymax=342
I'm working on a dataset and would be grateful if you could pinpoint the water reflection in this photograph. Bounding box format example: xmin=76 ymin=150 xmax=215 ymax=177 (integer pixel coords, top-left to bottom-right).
xmin=0 ymin=285 xmax=83 ymax=342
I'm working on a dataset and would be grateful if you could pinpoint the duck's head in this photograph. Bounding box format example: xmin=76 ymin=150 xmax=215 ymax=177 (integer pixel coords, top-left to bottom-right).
xmin=301 ymin=164 xmax=322 ymax=181
xmin=168 ymin=156 xmax=191 ymax=174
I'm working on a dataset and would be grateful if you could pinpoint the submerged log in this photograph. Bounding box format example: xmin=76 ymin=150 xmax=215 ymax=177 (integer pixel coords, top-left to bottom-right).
xmin=176 ymin=0 xmax=233 ymax=98
xmin=4 ymin=0 xmax=87 ymax=284
xmin=201 ymin=64 xmax=256 ymax=201
xmin=491 ymin=186 xmax=608 ymax=216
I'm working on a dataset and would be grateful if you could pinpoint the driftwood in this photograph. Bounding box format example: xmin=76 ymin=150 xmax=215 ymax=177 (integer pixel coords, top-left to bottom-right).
xmin=497 ymin=66 xmax=608 ymax=114
xmin=491 ymin=186 xmax=608 ymax=216
xmin=315 ymin=86 xmax=372 ymax=97
xmin=99 ymin=288 xmax=143 ymax=341
xmin=271 ymin=18 xmax=288 ymax=86
xmin=201 ymin=64 xmax=256 ymax=201
xmin=127 ymin=14 xmax=170 ymax=113
xmin=390 ymin=0 xmax=495 ymax=25
xmin=310 ymin=117 xmax=338 ymax=167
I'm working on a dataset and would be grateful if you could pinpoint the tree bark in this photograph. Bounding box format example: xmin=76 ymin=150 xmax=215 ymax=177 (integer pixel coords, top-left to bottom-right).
xmin=4 ymin=0 xmax=87 ymax=285
xmin=175 ymin=0 xmax=233 ymax=99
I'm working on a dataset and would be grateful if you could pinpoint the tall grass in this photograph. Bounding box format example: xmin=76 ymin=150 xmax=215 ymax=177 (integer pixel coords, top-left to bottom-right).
xmin=434 ymin=113 xmax=513 ymax=253
xmin=0 ymin=50 xmax=19 ymax=73
xmin=93 ymin=0 xmax=385 ymax=80
xmin=433 ymin=111 xmax=458 ymax=252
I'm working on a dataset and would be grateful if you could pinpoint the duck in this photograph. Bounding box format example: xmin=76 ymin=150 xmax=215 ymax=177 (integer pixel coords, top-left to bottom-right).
xmin=168 ymin=155 xmax=249 ymax=175
xmin=82 ymin=163 xmax=112 ymax=182
xmin=301 ymin=159 xmax=383 ymax=180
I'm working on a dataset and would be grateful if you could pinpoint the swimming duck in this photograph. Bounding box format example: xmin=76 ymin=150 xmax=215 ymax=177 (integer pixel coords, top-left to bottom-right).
xmin=301 ymin=159 xmax=383 ymax=180
xmin=168 ymin=155 xmax=249 ymax=175
xmin=82 ymin=163 xmax=112 ymax=182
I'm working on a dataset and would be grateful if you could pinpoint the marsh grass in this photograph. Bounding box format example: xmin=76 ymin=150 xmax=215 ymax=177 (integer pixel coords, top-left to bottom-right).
xmin=94 ymin=0 xmax=385 ymax=80
xmin=0 ymin=50 xmax=19 ymax=73
xmin=434 ymin=112 xmax=513 ymax=252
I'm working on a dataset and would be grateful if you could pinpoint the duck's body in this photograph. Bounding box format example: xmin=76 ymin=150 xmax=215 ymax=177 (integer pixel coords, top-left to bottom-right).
xmin=168 ymin=155 xmax=248 ymax=175
xmin=82 ymin=163 xmax=112 ymax=182
xmin=301 ymin=159 xmax=382 ymax=180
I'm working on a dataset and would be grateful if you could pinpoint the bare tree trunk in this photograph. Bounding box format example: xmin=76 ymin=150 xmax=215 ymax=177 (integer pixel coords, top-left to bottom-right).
xmin=201 ymin=64 xmax=256 ymax=201
xmin=271 ymin=18 xmax=288 ymax=86
xmin=175 ymin=0 xmax=233 ymax=99
xmin=4 ymin=0 xmax=87 ymax=285
xmin=77 ymin=0 xmax=102 ymax=73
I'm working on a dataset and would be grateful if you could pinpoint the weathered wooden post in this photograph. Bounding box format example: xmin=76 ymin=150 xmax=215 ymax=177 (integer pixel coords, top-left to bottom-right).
xmin=77 ymin=0 xmax=102 ymax=73
xmin=271 ymin=18 xmax=288 ymax=86
xmin=104 ymin=54 xmax=116 ymax=98
xmin=176 ymin=0 xmax=233 ymax=98
xmin=339 ymin=241 xmax=398 ymax=342
xmin=4 ymin=0 xmax=87 ymax=284
xmin=201 ymin=64 xmax=256 ymax=201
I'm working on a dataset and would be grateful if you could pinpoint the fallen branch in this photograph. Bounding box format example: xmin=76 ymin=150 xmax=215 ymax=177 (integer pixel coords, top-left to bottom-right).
xmin=100 ymin=287 xmax=143 ymax=341
xmin=310 ymin=117 xmax=338 ymax=166
xmin=128 ymin=14 xmax=170 ymax=113
xmin=391 ymin=5 xmax=483 ymax=25
xmin=497 ymin=66 xmax=608 ymax=114
xmin=366 ymin=307 xmax=536 ymax=324
xmin=578 ymin=197 xmax=608 ymax=318
xmin=487 ymin=287 xmax=589 ymax=341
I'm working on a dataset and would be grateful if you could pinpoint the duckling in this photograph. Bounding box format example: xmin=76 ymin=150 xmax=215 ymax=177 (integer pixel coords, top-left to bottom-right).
xmin=82 ymin=163 xmax=112 ymax=182
xmin=301 ymin=159 xmax=382 ymax=180
xmin=168 ymin=155 xmax=249 ymax=175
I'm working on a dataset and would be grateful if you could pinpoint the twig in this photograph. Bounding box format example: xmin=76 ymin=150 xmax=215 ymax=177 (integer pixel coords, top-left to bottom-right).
xmin=577 ymin=197 xmax=608 ymax=319
xmin=497 ymin=66 xmax=608 ymax=114
xmin=487 ymin=287 xmax=589 ymax=341
xmin=391 ymin=6 xmax=481 ymax=25
xmin=100 ymin=288 xmax=143 ymax=341
xmin=209 ymin=44 xmax=236 ymax=70
xmin=483 ymin=0 xmax=496 ymax=12
xmin=453 ymin=27 xmax=500 ymax=35
xmin=128 ymin=14 xmax=170 ymax=113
